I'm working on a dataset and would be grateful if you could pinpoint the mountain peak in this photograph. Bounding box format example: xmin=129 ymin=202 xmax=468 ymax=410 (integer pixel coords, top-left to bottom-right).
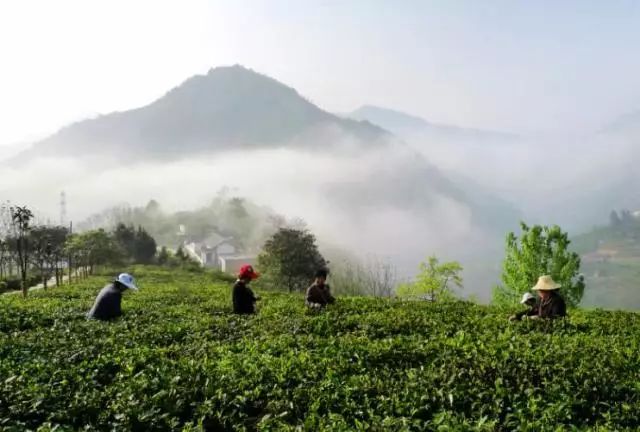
xmin=13 ymin=66 xmax=389 ymax=162
xmin=349 ymin=105 xmax=517 ymax=142
xmin=601 ymin=109 xmax=640 ymax=135
xmin=351 ymin=105 xmax=431 ymax=130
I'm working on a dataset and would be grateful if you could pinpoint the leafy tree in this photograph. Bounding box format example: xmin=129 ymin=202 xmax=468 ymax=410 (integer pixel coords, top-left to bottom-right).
xmin=29 ymin=226 xmax=69 ymax=289
xmin=157 ymin=246 xmax=170 ymax=266
xmin=620 ymin=209 xmax=635 ymax=228
xmin=10 ymin=206 xmax=34 ymax=296
xmin=258 ymin=227 xmax=326 ymax=292
xmin=610 ymin=210 xmax=622 ymax=227
xmin=493 ymin=222 xmax=585 ymax=307
xmin=175 ymin=246 xmax=187 ymax=262
xmin=113 ymin=223 xmax=136 ymax=258
xmin=85 ymin=229 xmax=122 ymax=272
xmin=112 ymin=223 xmax=156 ymax=264
xmin=65 ymin=229 xmax=123 ymax=280
xmin=0 ymin=238 xmax=10 ymax=279
xmin=29 ymin=227 xmax=54 ymax=290
xmin=228 ymin=197 xmax=249 ymax=219
xmin=46 ymin=226 xmax=70 ymax=286
xmin=134 ymin=226 xmax=157 ymax=264
xmin=64 ymin=234 xmax=85 ymax=281
xmin=396 ymin=256 xmax=463 ymax=301
xmin=145 ymin=199 xmax=162 ymax=216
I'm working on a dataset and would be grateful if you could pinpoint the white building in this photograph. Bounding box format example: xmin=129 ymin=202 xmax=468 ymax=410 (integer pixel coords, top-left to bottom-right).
xmin=181 ymin=227 xmax=258 ymax=273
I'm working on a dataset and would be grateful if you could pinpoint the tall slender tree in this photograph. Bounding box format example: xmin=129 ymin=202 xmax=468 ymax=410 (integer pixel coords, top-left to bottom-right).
xmin=10 ymin=206 xmax=34 ymax=297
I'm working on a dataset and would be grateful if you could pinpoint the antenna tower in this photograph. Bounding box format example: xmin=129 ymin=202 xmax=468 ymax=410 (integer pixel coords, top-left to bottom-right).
xmin=60 ymin=191 xmax=67 ymax=226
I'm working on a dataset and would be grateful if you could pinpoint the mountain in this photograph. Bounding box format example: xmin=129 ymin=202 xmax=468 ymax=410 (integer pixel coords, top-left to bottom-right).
xmin=0 ymin=143 xmax=28 ymax=163
xmin=348 ymin=105 xmax=517 ymax=143
xmin=14 ymin=66 xmax=389 ymax=161
xmin=600 ymin=109 xmax=640 ymax=136
xmin=10 ymin=64 xmax=520 ymax=224
xmin=5 ymin=65 xmax=523 ymax=296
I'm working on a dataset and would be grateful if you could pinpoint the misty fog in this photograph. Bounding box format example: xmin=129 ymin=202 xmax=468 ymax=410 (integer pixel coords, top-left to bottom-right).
xmin=0 ymin=145 xmax=476 ymax=260
xmin=3 ymin=114 xmax=640 ymax=302
xmin=398 ymin=131 xmax=640 ymax=231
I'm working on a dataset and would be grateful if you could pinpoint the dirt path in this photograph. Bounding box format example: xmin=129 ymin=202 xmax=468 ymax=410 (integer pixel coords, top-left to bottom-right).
xmin=2 ymin=270 xmax=81 ymax=295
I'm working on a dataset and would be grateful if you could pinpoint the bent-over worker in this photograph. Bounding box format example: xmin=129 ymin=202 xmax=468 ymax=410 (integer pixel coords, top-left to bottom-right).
xmin=509 ymin=292 xmax=538 ymax=321
xmin=87 ymin=273 xmax=138 ymax=321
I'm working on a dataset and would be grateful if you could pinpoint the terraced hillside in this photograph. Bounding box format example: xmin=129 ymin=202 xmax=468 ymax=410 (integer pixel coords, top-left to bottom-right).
xmin=1 ymin=267 xmax=639 ymax=431
xmin=573 ymin=222 xmax=640 ymax=310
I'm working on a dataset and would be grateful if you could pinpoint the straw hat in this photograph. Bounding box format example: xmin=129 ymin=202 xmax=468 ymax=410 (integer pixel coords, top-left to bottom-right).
xmin=531 ymin=275 xmax=561 ymax=291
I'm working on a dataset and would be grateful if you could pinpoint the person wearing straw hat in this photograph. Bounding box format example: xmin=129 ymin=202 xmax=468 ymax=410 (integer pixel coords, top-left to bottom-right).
xmin=87 ymin=273 xmax=139 ymax=321
xmin=530 ymin=275 xmax=566 ymax=319
xmin=509 ymin=292 xmax=539 ymax=321
xmin=232 ymin=264 xmax=260 ymax=314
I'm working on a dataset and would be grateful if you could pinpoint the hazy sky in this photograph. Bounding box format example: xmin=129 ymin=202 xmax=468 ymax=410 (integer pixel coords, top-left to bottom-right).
xmin=1 ymin=0 xmax=639 ymax=145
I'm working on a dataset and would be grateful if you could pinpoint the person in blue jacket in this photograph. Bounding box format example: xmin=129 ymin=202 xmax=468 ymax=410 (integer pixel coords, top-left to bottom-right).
xmin=87 ymin=273 xmax=138 ymax=321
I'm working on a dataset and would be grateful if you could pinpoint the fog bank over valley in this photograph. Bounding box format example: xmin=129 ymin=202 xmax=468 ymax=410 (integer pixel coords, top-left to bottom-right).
xmin=3 ymin=65 xmax=640 ymax=300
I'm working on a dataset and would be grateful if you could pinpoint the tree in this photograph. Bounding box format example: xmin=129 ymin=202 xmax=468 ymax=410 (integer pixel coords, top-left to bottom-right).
xmin=64 ymin=234 xmax=84 ymax=282
xmin=113 ymin=223 xmax=136 ymax=258
xmin=29 ymin=225 xmax=69 ymax=289
xmin=0 ymin=238 xmax=10 ymax=280
xmin=329 ymin=255 xmax=397 ymax=297
xmin=134 ymin=226 xmax=157 ymax=264
xmin=64 ymin=229 xmax=122 ymax=280
xmin=10 ymin=206 xmax=34 ymax=297
xmin=620 ymin=210 xmax=635 ymax=228
xmin=493 ymin=222 xmax=585 ymax=307
xmin=258 ymin=227 xmax=326 ymax=292
xmin=396 ymin=256 xmax=463 ymax=301
xmin=112 ymin=223 xmax=156 ymax=264
xmin=157 ymin=246 xmax=170 ymax=265
xmin=29 ymin=227 xmax=54 ymax=290
xmin=175 ymin=246 xmax=187 ymax=262
xmin=145 ymin=199 xmax=162 ymax=216
xmin=46 ymin=226 xmax=69 ymax=287
xmin=610 ymin=210 xmax=622 ymax=227
xmin=84 ymin=229 xmax=121 ymax=273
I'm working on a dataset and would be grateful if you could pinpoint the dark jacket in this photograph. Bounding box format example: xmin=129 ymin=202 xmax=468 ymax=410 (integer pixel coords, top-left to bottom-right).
xmin=306 ymin=283 xmax=335 ymax=306
xmin=233 ymin=280 xmax=257 ymax=314
xmin=87 ymin=283 xmax=123 ymax=321
xmin=538 ymin=292 xmax=566 ymax=319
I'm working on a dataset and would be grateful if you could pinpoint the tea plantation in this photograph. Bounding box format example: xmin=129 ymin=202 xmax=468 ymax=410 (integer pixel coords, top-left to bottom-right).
xmin=1 ymin=267 xmax=640 ymax=431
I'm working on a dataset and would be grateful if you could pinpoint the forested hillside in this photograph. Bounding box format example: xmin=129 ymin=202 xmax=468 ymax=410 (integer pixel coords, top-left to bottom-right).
xmin=573 ymin=210 xmax=640 ymax=309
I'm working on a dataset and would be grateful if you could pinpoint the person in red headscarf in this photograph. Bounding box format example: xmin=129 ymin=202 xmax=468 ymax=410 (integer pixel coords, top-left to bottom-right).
xmin=232 ymin=264 xmax=260 ymax=314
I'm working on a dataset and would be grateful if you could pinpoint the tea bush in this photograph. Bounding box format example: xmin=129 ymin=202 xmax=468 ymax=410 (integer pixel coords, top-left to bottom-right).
xmin=1 ymin=266 xmax=639 ymax=431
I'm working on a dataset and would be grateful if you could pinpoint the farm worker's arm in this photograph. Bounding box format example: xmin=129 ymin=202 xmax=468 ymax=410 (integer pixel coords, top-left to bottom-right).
xmin=325 ymin=285 xmax=336 ymax=304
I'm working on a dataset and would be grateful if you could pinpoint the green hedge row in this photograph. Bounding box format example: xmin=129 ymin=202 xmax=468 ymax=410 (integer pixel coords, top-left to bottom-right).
xmin=0 ymin=267 xmax=639 ymax=431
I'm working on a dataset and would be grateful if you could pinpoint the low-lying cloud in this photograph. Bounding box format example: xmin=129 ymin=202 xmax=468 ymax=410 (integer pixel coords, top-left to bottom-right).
xmin=0 ymin=146 xmax=489 ymax=289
